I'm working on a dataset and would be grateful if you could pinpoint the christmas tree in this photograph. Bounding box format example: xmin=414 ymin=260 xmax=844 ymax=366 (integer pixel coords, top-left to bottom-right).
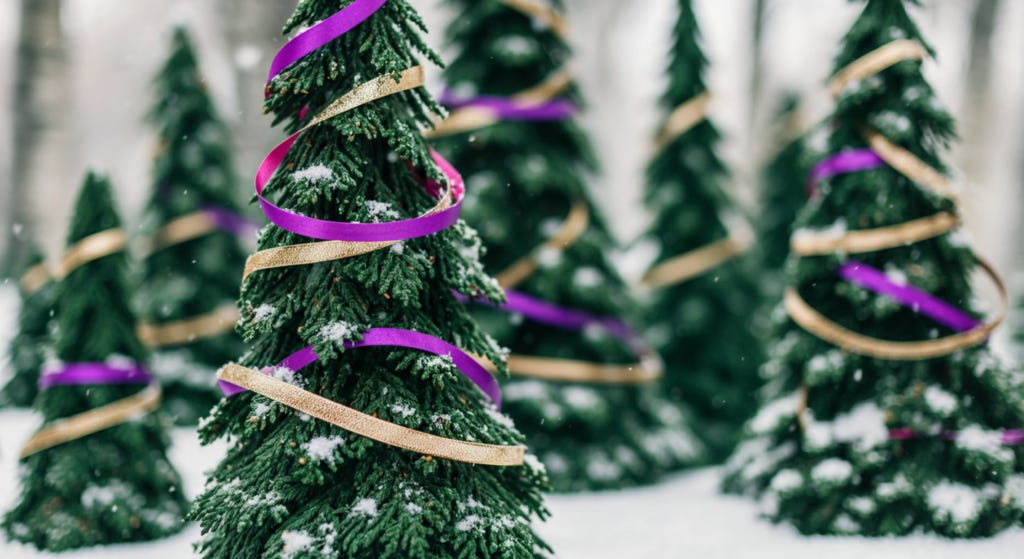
xmin=3 ymin=172 xmax=187 ymax=550
xmin=432 ymin=0 xmax=701 ymax=491
xmin=189 ymin=1 xmax=550 ymax=557
xmin=1 ymin=242 xmax=54 ymax=407
xmin=639 ymin=0 xmax=764 ymax=461
xmin=723 ymin=0 xmax=1024 ymax=537
xmin=137 ymin=26 xmax=250 ymax=425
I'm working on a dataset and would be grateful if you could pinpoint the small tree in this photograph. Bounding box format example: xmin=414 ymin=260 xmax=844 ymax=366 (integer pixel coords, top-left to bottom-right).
xmin=639 ymin=0 xmax=764 ymax=460
xmin=723 ymin=0 xmax=1024 ymax=538
xmin=137 ymin=26 xmax=249 ymax=425
xmin=434 ymin=0 xmax=701 ymax=490
xmin=1 ymin=243 xmax=54 ymax=407
xmin=3 ymin=172 xmax=187 ymax=550
xmin=189 ymin=1 xmax=551 ymax=556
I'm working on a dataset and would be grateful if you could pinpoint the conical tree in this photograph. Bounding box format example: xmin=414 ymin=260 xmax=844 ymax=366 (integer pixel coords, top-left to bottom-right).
xmin=1 ymin=242 xmax=54 ymax=407
xmin=137 ymin=26 xmax=249 ymax=425
xmin=433 ymin=0 xmax=701 ymax=491
xmin=639 ymin=0 xmax=764 ymax=461
xmin=189 ymin=2 xmax=550 ymax=557
xmin=722 ymin=0 xmax=1024 ymax=537
xmin=3 ymin=172 xmax=187 ymax=551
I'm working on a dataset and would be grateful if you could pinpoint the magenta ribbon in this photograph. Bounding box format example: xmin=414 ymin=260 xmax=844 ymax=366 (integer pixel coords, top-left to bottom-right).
xmin=202 ymin=205 xmax=262 ymax=238
xmin=266 ymin=0 xmax=388 ymax=85
xmin=838 ymin=261 xmax=980 ymax=332
xmin=888 ymin=427 xmax=1024 ymax=445
xmin=438 ymin=90 xmax=575 ymax=122
xmin=219 ymin=327 xmax=502 ymax=407
xmin=807 ymin=149 xmax=885 ymax=196
xmin=456 ymin=289 xmax=646 ymax=357
xmin=39 ymin=362 xmax=152 ymax=390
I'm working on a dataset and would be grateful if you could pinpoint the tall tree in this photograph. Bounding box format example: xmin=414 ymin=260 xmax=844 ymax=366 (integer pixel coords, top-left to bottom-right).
xmin=434 ymin=0 xmax=701 ymax=491
xmin=639 ymin=0 xmax=764 ymax=461
xmin=0 ymin=242 xmax=54 ymax=407
xmin=137 ymin=26 xmax=249 ymax=425
xmin=3 ymin=172 xmax=187 ymax=550
xmin=189 ymin=1 xmax=550 ymax=557
xmin=722 ymin=0 xmax=1024 ymax=537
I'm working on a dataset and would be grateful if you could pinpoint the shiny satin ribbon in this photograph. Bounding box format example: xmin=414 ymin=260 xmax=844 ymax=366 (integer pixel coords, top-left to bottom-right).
xmin=888 ymin=427 xmax=1024 ymax=445
xmin=38 ymin=361 xmax=152 ymax=390
xmin=137 ymin=304 xmax=242 ymax=349
xmin=807 ymin=149 xmax=885 ymax=196
xmin=496 ymin=199 xmax=589 ymax=289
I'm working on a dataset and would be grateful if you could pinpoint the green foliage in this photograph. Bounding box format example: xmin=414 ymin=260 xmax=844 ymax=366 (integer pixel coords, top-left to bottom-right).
xmin=435 ymin=0 xmax=701 ymax=491
xmin=1 ymin=243 xmax=54 ymax=407
xmin=641 ymin=0 xmax=764 ymax=461
xmin=2 ymin=172 xmax=187 ymax=551
xmin=722 ymin=0 xmax=1024 ymax=537
xmin=137 ymin=26 xmax=249 ymax=425
xmin=190 ymin=2 xmax=550 ymax=557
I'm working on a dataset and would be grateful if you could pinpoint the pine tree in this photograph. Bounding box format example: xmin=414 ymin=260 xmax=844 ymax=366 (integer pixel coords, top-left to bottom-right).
xmin=722 ymin=0 xmax=1024 ymax=537
xmin=189 ymin=2 xmax=550 ymax=557
xmin=432 ymin=0 xmax=701 ymax=491
xmin=640 ymin=0 xmax=764 ymax=461
xmin=1 ymin=242 xmax=54 ymax=407
xmin=3 ymin=172 xmax=187 ymax=550
xmin=137 ymin=26 xmax=249 ymax=425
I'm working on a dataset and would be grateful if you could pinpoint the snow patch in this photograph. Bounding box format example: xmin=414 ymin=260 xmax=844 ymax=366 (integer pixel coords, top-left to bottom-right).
xmin=928 ymin=482 xmax=981 ymax=525
xmin=365 ymin=200 xmax=400 ymax=222
xmin=292 ymin=164 xmax=333 ymax=183
xmin=769 ymin=470 xmax=803 ymax=493
xmin=391 ymin=402 xmax=416 ymax=418
xmin=350 ymin=498 xmax=378 ymax=518
xmin=252 ymin=304 xmax=276 ymax=323
xmin=573 ymin=267 xmax=603 ymax=288
xmin=302 ymin=436 xmax=346 ymax=461
xmin=811 ymin=458 xmax=853 ymax=484
xmin=924 ymin=386 xmax=957 ymax=416
xmin=320 ymin=321 xmax=360 ymax=343
xmin=281 ymin=530 xmax=314 ymax=558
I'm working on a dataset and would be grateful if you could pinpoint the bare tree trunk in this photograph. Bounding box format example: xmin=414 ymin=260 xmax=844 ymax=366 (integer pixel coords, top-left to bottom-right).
xmin=217 ymin=0 xmax=295 ymax=178
xmin=3 ymin=0 xmax=69 ymax=275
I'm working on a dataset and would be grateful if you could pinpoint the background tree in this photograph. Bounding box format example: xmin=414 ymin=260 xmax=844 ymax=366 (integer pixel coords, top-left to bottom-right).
xmin=137 ymin=26 xmax=249 ymax=425
xmin=434 ymin=0 xmax=701 ymax=491
xmin=722 ymin=0 xmax=1024 ymax=538
xmin=189 ymin=1 xmax=551 ymax=557
xmin=639 ymin=0 xmax=765 ymax=461
xmin=0 ymin=241 xmax=54 ymax=407
xmin=3 ymin=171 xmax=187 ymax=551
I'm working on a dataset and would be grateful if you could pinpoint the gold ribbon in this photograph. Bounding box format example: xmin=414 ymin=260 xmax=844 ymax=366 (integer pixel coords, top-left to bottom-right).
xmin=137 ymin=304 xmax=241 ymax=349
xmin=56 ymin=229 xmax=126 ymax=280
xmin=477 ymin=351 xmax=663 ymax=385
xmin=827 ymin=39 xmax=927 ymax=98
xmin=785 ymin=257 xmax=1007 ymax=361
xmin=20 ymin=385 xmax=162 ymax=459
xmin=218 ymin=364 xmax=525 ymax=466
xmin=19 ymin=262 xmax=52 ymax=295
xmin=790 ymin=212 xmax=959 ymax=256
xmin=425 ymin=68 xmax=573 ymax=139
xmin=496 ymin=199 xmax=589 ymax=289
xmin=640 ymin=234 xmax=751 ymax=289
xmin=653 ymin=91 xmax=711 ymax=154
xmin=499 ymin=0 xmax=568 ymax=40
xmin=861 ymin=127 xmax=958 ymax=203
xmin=145 ymin=211 xmax=219 ymax=255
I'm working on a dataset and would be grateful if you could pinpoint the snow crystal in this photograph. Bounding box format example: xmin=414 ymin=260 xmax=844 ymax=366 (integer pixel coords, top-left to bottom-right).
xmin=365 ymin=200 xmax=400 ymax=222
xmin=924 ymin=386 xmax=957 ymax=416
xmin=350 ymin=498 xmax=378 ymax=518
xmin=456 ymin=514 xmax=482 ymax=532
xmin=292 ymin=164 xmax=333 ymax=183
xmin=847 ymin=496 xmax=876 ymax=515
xmin=573 ymin=267 xmax=603 ymax=288
xmin=928 ymin=482 xmax=981 ymax=524
xmin=320 ymin=321 xmax=359 ymax=343
xmin=252 ymin=304 xmax=276 ymax=323
xmin=252 ymin=402 xmax=272 ymax=417
xmin=524 ymin=453 xmax=547 ymax=476
xmin=405 ymin=502 xmax=424 ymax=515
xmin=876 ymin=474 xmax=912 ymax=499
xmin=882 ymin=265 xmax=909 ymax=286
xmin=81 ymin=481 xmax=137 ymax=508
xmin=281 ymin=530 xmax=314 ymax=558
xmin=769 ymin=470 xmax=803 ymax=493
xmin=955 ymin=426 xmax=1013 ymax=463
xmin=750 ymin=394 xmax=799 ymax=434
xmin=268 ymin=366 xmax=297 ymax=385
xmin=302 ymin=436 xmax=346 ymax=461
xmin=811 ymin=458 xmax=853 ymax=484
xmin=562 ymin=386 xmax=601 ymax=410
xmin=391 ymin=402 xmax=416 ymax=418
xmin=390 ymin=241 xmax=405 ymax=255
xmin=535 ymin=246 xmax=562 ymax=268
xmin=833 ymin=402 xmax=890 ymax=450
xmin=484 ymin=405 xmax=517 ymax=430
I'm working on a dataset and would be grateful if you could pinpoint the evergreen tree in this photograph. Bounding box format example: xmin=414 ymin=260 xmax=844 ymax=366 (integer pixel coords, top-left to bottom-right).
xmin=1 ymin=242 xmax=54 ymax=407
xmin=722 ymin=0 xmax=1024 ymax=537
xmin=190 ymin=2 xmax=550 ymax=557
xmin=3 ymin=172 xmax=187 ymax=550
xmin=137 ymin=26 xmax=249 ymax=425
xmin=640 ymin=0 xmax=764 ymax=461
xmin=434 ymin=0 xmax=700 ymax=491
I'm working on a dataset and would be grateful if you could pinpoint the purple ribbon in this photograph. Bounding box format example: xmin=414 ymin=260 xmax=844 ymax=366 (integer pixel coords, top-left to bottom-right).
xmin=807 ymin=149 xmax=885 ymax=196
xmin=39 ymin=362 xmax=152 ymax=390
xmin=838 ymin=261 xmax=980 ymax=333
xmin=202 ymin=205 xmax=261 ymax=238
xmin=266 ymin=0 xmax=388 ymax=84
xmin=456 ymin=289 xmax=645 ymax=356
xmin=438 ymin=90 xmax=576 ymax=122
xmin=888 ymin=427 xmax=1024 ymax=445
xmin=220 ymin=327 xmax=502 ymax=408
